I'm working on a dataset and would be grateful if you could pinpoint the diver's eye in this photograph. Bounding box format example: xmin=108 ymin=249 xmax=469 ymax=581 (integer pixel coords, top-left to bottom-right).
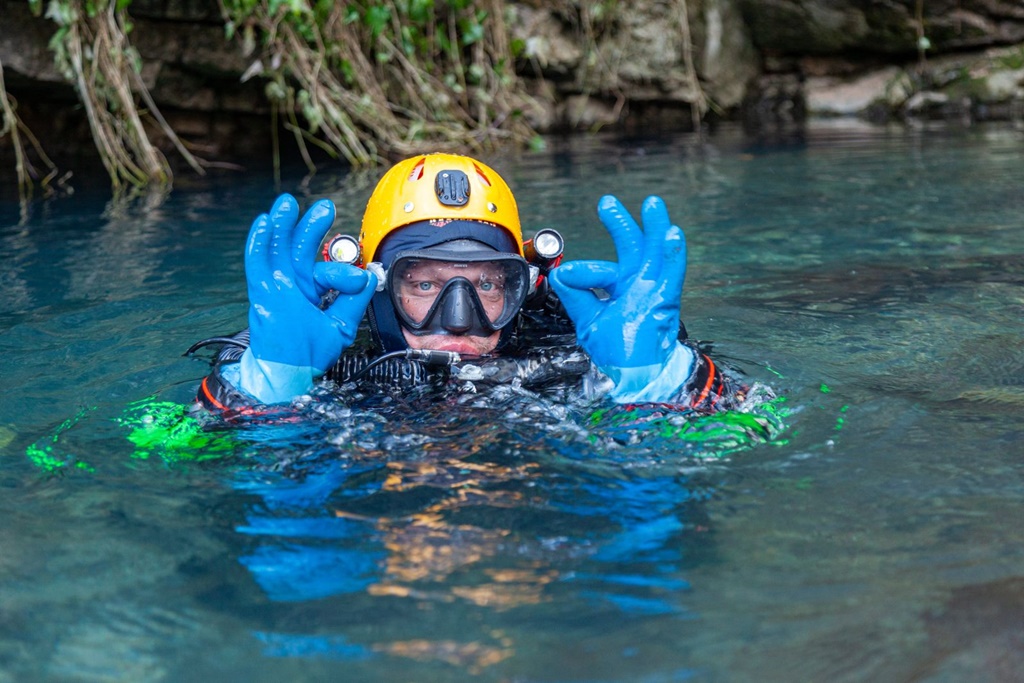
xmin=479 ymin=281 xmax=495 ymax=292
xmin=416 ymin=281 xmax=434 ymax=292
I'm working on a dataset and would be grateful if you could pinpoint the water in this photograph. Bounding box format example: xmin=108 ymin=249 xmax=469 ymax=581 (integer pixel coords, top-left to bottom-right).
xmin=2 ymin=122 xmax=1024 ymax=682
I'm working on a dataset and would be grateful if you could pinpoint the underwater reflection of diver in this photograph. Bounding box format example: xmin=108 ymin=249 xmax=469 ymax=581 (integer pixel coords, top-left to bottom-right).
xmin=227 ymin=399 xmax=727 ymax=668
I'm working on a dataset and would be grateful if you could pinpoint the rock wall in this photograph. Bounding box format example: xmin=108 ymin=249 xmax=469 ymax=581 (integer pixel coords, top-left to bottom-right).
xmin=2 ymin=0 xmax=1023 ymax=173
xmin=742 ymin=0 xmax=1024 ymax=55
xmin=509 ymin=0 xmax=759 ymax=131
xmin=0 ymin=0 xmax=273 ymax=165
xmin=738 ymin=0 xmax=1024 ymax=124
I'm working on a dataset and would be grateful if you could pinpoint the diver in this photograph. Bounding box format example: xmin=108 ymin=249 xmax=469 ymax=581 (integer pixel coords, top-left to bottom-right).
xmin=193 ymin=153 xmax=741 ymax=415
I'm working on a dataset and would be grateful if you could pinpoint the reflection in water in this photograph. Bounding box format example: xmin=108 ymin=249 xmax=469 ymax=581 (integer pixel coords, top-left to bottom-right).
xmin=214 ymin=383 xmax=785 ymax=669
xmin=32 ymin=380 xmax=785 ymax=636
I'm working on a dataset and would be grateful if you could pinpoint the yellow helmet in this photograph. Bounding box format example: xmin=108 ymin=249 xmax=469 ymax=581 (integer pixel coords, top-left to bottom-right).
xmin=358 ymin=153 xmax=523 ymax=263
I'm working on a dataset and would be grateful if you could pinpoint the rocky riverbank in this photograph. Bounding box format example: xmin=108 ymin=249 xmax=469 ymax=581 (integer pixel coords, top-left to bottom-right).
xmin=2 ymin=0 xmax=1022 ymax=178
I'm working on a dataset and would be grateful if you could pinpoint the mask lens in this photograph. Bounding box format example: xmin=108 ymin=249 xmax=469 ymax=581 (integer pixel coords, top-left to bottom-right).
xmin=389 ymin=254 xmax=529 ymax=334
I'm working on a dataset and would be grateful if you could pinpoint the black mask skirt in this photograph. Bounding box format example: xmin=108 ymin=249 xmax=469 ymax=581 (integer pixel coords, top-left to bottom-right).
xmin=387 ymin=250 xmax=530 ymax=338
xmin=367 ymin=222 xmax=528 ymax=353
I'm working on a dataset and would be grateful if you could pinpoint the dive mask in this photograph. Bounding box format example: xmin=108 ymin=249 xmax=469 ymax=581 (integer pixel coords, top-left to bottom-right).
xmin=387 ymin=247 xmax=533 ymax=337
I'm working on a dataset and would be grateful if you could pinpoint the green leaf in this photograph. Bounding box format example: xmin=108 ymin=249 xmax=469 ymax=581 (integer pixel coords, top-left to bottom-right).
xmin=125 ymin=46 xmax=142 ymax=74
xmin=298 ymin=89 xmax=323 ymax=132
xmin=459 ymin=20 xmax=484 ymax=46
xmin=467 ymin=63 xmax=485 ymax=84
xmin=400 ymin=24 xmax=416 ymax=57
xmin=265 ymin=80 xmax=287 ymax=101
xmin=339 ymin=58 xmax=355 ymax=85
xmin=364 ymin=5 xmax=391 ymax=39
xmin=437 ymin=31 xmax=452 ymax=56
xmin=268 ymin=0 xmax=301 ymax=15
xmin=409 ymin=0 xmax=433 ymax=23
xmin=45 ymin=1 xmax=78 ymax=26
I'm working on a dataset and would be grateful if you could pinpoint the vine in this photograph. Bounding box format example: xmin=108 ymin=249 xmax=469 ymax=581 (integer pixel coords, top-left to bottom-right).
xmin=542 ymin=0 xmax=709 ymax=132
xmin=676 ymin=0 xmax=709 ymax=130
xmin=914 ymin=0 xmax=931 ymax=71
xmin=220 ymin=0 xmax=537 ymax=172
xmin=536 ymin=1 xmax=623 ymax=129
xmin=7 ymin=0 xmax=725 ymax=194
xmin=2 ymin=0 xmax=540 ymax=193
xmin=0 ymin=57 xmax=63 ymax=204
xmin=45 ymin=0 xmax=173 ymax=191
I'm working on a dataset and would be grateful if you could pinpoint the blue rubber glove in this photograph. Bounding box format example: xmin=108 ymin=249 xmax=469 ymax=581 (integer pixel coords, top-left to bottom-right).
xmin=229 ymin=194 xmax=377 ymax=404
xmin=548 ymin=195 xmax=695 ymax=403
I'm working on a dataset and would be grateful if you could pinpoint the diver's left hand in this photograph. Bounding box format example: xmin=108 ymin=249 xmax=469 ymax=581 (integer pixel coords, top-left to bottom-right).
xmin=549 ymin=195 xmax=695 ymax=401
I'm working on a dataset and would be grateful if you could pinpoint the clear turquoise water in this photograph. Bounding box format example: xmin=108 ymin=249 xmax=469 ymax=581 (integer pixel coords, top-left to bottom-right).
xmin=2 ymin=122 xmax=1024 ymax=682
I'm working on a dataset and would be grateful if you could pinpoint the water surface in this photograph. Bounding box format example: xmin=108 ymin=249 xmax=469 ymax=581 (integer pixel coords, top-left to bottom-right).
xmin=2 ymin=122 xmax=1024 ymax=682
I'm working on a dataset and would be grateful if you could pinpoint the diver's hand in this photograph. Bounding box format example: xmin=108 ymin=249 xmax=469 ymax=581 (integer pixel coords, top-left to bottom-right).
xmin=236 ymin=194 xmax=377 ymax=404
xmin=549 ymin=195 xmax=695 ymax=402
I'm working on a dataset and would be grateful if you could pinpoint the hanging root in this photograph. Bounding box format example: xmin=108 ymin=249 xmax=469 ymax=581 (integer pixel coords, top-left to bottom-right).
xmin=676 ymin=0 xmax=710 ymax=131
xmin=44 ymin=0 xmax=211 ymax=194
xmin=0 ymin=57 xmax=35 ymax=201
xmin=0 ymin=57 xmax=67 ymax=204
xmin=57 ymin=1 xmax=171 ymax=190
xmin=28 ymin=0 xmax=536 ymax=192
xmin=219 ymin=0 xmax=536 ymax=168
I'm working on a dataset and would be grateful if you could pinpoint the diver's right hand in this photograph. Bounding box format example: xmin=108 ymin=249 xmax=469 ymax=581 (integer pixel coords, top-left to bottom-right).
xmin=235 ymin=194 xmax=377 ymax=404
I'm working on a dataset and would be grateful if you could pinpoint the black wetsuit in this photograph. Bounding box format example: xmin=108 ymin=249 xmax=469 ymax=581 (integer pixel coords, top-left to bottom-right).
xmin=194 ymin=294 xmax=740 ymax=416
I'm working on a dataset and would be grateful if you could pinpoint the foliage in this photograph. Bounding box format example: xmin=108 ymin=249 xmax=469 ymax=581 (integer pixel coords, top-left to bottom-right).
xmin=218 ymin=0 xmax=537 ymax=170
xmin=42 ymin=0 xmax=179 ymax=192
xmin=994 ymin=46 xmax=1024 ymax=71
xmin=0 ymin=58 xmax=64 ymax=204
xmin=3 ymin=0 xmax=539 ymax=196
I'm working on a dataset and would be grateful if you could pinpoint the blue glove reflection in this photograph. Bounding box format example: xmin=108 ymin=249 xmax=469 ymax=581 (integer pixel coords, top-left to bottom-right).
xmin=549 ymin=195 xmax=695 ymax=403
xmin=237 ymin=194 xmax=377 ymax=404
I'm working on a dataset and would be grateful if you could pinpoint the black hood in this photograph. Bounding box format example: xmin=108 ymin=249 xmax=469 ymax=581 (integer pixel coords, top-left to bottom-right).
xmin=367 ymin=219 xmax=521 ymax=353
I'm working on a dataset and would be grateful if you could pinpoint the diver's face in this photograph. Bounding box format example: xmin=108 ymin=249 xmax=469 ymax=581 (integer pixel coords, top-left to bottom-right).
xmin=395 ymin=260 xmax=506 ymax=356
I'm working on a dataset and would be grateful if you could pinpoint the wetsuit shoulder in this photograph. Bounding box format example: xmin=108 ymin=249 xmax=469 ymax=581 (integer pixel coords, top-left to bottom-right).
xmin=651 ymin=346 xmax=747 ymax=413
xmin=682 ymin=351 xmax=734 ymax=411
xmin=196 ymin=362 xmax=258 ymax=414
